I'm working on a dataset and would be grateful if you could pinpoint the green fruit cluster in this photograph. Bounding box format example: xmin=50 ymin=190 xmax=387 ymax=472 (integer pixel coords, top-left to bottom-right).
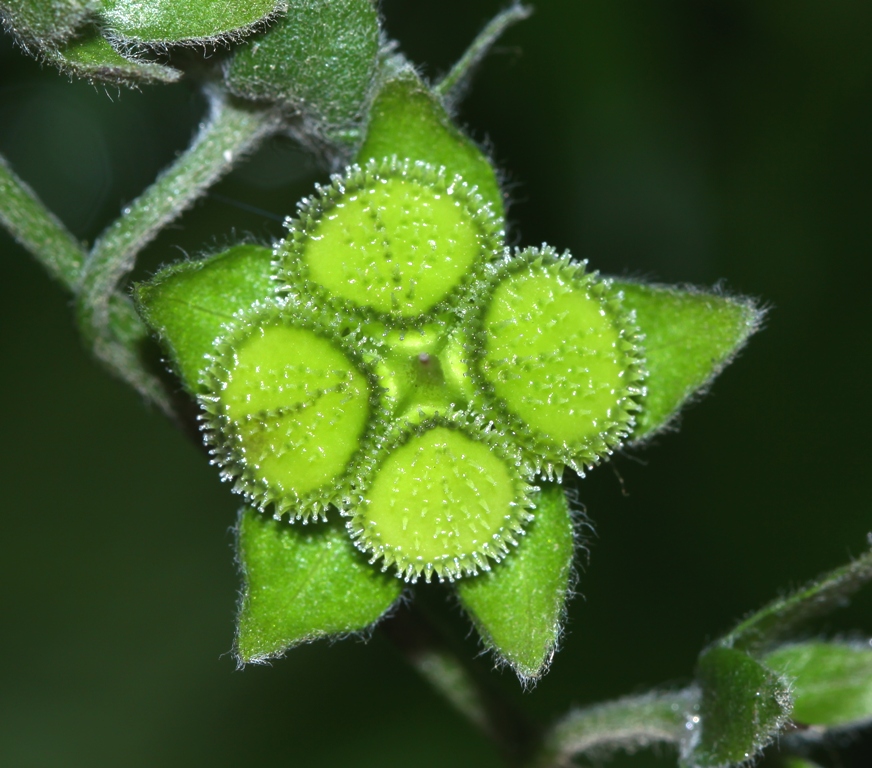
xmin=198 ymin=157 xmax=645 ymax=582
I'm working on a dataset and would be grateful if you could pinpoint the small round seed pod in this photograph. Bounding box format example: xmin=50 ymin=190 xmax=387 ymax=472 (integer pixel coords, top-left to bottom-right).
xmin=199 ymin=298 xmax=384 ymax=521
xmin=466 ymin=247 xmax=646 ymax=477
xmin=346 ymin=413 xmax=536 ymax=583
xmin=275 ymin=157 xmax=505 ymax=326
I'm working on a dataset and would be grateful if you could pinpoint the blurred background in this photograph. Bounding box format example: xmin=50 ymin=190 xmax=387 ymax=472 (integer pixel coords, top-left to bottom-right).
xmin=1 ymin=1 xmax=870 ymax=766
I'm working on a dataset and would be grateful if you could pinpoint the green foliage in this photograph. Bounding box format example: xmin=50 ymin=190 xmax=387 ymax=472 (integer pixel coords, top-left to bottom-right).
xmin=686 ymin=646 xmax=791 ymax=768
xmin=0 ymin=0 xmax=97 ymax=46
xmin=100 ymin=0 xmax=285 ymax=44
xmin=764 ymin=641 xmax=872 ymax=728
xmin=48 ymin=30 xmax=181 ymax=84
xmin=235 ymin=509 xmax=402 ymax=662
xmin=456 ymin=482 xmax=575 ymax=682
xmin=226 ymin=0 xmax=380 ymax=144
xmin=615 ymin=282 xmax=763 ymax=441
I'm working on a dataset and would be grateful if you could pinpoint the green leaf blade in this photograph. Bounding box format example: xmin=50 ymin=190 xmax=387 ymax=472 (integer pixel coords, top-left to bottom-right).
xmin=134 ymin=243 xmax=274 ymax=393
xmin=48 ymin=31 xmax=181 ymax=85
xmin=235 ymin=508 xmax=403 ymax=663
xmin=0 ymin=0 xmax=98 ymax=47
xmin=357 ymin=70 xmax=504 ymax=217
xmin=764 ymin=641 xmax=872 ymax=728
xmin=101 ymin=0 xmax=285 ymax=45
xmin=455 ymin=482 xmax=575 ymax=682
xmin=615 ymin=282 xmax=763 ymax=441
xmin=226 ymin=0 xmax=380 ymax=145
xmin=686 ymin=646 xmax=791 ymax=768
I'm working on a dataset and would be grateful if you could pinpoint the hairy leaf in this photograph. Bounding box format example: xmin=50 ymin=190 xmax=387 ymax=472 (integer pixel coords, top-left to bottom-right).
xmin=614 ymin=282 xmax=763 ymax=441
xmin=48 ymin=31 xmax=180 ymax=84
xmin=226 ymin=0 xmax=379 ymax=144
xmin=685 ymin=646 xmax=791 ymax=768
xmin=0 ymin=0 xmax=97 ymax=46
xmin=101 ymin=0 xmax=285 ymax=45
xmin=764 ymin=641 xmax=872 ymax=728
xmin=357 ymin=69 xmax=504 ymax=217
xmin=135 ymin=243 xmax=274 ymax=392
xmin=235 ymin=508 xmax=403 ymax=662
xmin=455 ymin=482 xmax=575 ymax=682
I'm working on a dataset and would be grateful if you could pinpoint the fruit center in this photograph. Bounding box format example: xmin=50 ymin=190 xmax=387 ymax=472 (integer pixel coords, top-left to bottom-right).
xmin=374 ymin=323 xmax=474 ymax=423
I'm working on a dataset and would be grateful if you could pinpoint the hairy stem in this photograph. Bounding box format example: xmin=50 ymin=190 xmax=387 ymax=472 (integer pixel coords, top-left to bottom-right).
xmin=532 ymin=689 xmax=698 ymax=768
xmin=435 ymin=2 xmax=532 ymax=107
xmin=76 ymin=88 xmax=282 ymax=412
xmin=0 ymin=153 xmax=86 ymax=290
xmin=382 ymin=601 xmax=540 ymax=766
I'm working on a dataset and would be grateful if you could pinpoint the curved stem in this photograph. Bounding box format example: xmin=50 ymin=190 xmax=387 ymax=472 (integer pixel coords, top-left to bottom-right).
xmin=435 ymin=3 xmax=532 ymax=108
xmin=0 ymin=153 xmax=86 ymax=290
xmin=76 ymin=88 xmax=282 ymax=413
xmin=532 ymin=689 xmax=698 ymax=768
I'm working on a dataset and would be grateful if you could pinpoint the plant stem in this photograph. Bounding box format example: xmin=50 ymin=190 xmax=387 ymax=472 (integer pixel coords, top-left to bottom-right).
xmin=532 ymin=689 xmax=698 ymax=768
xmin=0 ymin=153 xmax=86 ymax=290
xmin=435 ymin=2 xmax=532 ymax=107
xmin=382 ymin=601 xmax=540 ymax=766
xmin=76 ymin=87 xmax=282 ymax=412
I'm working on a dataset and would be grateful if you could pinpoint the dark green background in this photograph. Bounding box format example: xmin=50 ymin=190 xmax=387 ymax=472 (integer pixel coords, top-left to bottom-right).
xmin=2 ymin=1 xmax=870 ymax=766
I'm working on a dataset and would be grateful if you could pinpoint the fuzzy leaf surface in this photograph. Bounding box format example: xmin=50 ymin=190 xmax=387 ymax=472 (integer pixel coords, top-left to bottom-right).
xmin=101 ymin=0 xmax=285 ymax=44
xmin=48 ymin=31 xmax=181 ymax=84
xmin=723 ymin=545 xmax=872 ymax=653
xmin=357 ymin=70 xmax=504 ymax=216
xmin=764 ymin=641 xmax=872 ymax=728
xmin=235 ymin=509 xmax=403 ymax=662
xmin=0 ymin=0 xmax=97 ymax=46
xmin=455 ymin=482 xmax=574 ymax=682
xmin=685 ymin=646 xmax=791 ymax=768
xmin=614 ymin=282 xmax=762 ymax=441
xmin=135 ymin=244 xmax=274 ymax=392
xmin=226 ymin=0 xmax=379 ymax=143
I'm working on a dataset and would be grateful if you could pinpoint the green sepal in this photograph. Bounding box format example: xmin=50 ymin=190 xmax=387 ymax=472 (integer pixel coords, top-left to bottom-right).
xmin=0 ymin=0 xmax=97 ymax=47
xmin=614 ymin=281 xmax=763 ymax=442
xmin=684 ymin=646 xmax=791 ymax=768
xmin=764 ymin=641 xmax=872 ymax=729
xmin=722 ymin=544 xmax=872 ymax=654
xmin=226 ymin=0 xmax=379 ymax=146
xmin=455 ymin=482 xmax=575 ymax=683
xmin=235 ymin=507 xmax=403 ymax=663
xmin=100 ymin=0 xmax=284 ymax=45
xmin=134 ymin=243 xmax=274 ymax=393
xmin=357 ymin=69 xmax=504 ymax=217
xmin=47 ymin=30 xmax=181 ymax=85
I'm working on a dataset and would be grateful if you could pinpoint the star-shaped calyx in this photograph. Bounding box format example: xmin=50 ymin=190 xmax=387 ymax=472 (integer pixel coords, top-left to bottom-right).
xmin=197 ymin=157 xmax=645 ymax=583
xmin=135 ymin=71 xmax=762 ymax=678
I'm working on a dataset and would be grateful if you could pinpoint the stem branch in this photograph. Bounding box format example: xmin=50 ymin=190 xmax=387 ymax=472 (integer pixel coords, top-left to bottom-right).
xmin=435 ymin=3 xmax=532 ymax=107
xmin=76 ymin=89 xmax=282 ymax=413
xmin=533 ymin=689 xmax=698 ymax=768
xmin=0 ymin=153 xmax=86 ymax=290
